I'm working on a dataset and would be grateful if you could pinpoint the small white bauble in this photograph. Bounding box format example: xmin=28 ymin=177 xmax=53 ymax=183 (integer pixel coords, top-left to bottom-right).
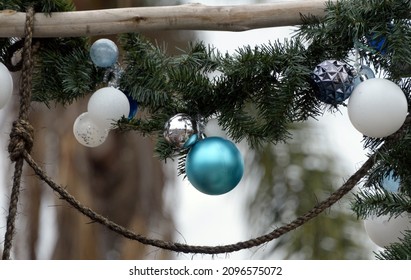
xmin=87 ymin=87 xmax=130 ymax=127
xmin=347 ymin=78 xmax=408 ymax=138
xmin=364 ymin=213 xmax=411 ymax=248
xmin=0 ymin=62 xmax=13 ymax=109
xmin=73 ymin=112 xmax=109 ymax=147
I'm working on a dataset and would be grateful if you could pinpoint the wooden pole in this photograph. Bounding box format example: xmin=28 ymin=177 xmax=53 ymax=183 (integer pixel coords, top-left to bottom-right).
xmin=0 ymin=1 xmax=330 ymax=38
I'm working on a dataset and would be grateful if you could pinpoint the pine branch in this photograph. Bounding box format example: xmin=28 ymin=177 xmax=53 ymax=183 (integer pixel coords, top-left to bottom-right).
xmin=0 ymin=0 xmax=74 ymax=13
xmin=32 ymin=37 xmax=102 ymax=106
xmin=351 ymin=189 xmax=411 ymax=219
xmin=376 ymin=231 xmax=411 ymax=260
xmin=351 ymin=116 xmax=411 ymax=218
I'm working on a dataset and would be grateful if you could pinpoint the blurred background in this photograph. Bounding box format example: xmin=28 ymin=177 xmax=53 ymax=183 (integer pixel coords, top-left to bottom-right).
xmin=0 ymin=0 xmax=377 ymax=259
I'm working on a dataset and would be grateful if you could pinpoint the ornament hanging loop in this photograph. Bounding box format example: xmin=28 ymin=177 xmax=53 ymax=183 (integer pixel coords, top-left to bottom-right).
xmin=353 ymin=40 xmax=361 ymax=74
xmin=103 ymin=62 xmax=124 ymax=88
xmin=195 ymin=114 xmax=207 ymax=139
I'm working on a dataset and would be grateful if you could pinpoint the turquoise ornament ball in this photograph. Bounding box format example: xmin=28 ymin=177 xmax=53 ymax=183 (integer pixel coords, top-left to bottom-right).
xmin=90 ymin=39 xmax=119 ymax=68
xmin=186 ymin=137 xmax=244 ymax=195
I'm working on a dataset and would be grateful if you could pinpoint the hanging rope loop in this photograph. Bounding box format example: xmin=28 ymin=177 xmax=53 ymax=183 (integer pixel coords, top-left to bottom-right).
xmin=2 ymin=6 xmax=35 ymax=261
xmin=7 ymin=5 xmax=35 ymax=163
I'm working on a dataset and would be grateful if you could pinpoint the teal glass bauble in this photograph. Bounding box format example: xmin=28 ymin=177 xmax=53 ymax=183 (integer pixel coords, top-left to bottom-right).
xmin=186 ymin=137 xmax=244 ymax=195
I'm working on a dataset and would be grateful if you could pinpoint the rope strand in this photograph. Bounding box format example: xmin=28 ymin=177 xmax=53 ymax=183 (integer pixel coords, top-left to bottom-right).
xmin=2 ymin=7 xmax=35 ymax=260
xmin=23 ymin=148 xmax=374 ymax=254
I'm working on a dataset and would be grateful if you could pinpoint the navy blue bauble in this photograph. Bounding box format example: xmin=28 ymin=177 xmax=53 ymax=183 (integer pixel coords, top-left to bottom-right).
xmin=311 ymin=60 xmax=354 ymax=105
xmin=186 ymin=137 xmax=244 ymax=195
xmin=366 ymin=30 xmax=389 ymax=55
xmin=126 ymin=94 xmax=138 ymax=119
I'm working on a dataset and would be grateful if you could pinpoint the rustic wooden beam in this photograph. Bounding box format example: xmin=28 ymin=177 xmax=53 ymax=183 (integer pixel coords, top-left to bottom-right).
xmin=0 ymin=1 xmax=330 ymax=38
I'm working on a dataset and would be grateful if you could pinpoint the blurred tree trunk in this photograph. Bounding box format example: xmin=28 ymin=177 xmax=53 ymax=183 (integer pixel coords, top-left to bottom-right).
xmin=7 ymin=0 xmax=192 ymax=259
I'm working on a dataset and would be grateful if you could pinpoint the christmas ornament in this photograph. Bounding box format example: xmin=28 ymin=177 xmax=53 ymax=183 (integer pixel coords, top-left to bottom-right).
xmin=0 ymin=62 xmax=13 ymax=109
xmin=347 ymin=78 xmax=408 ymax=138
xmin=90 ymin=38 xmax=119 ymax=68
xmin=366 ymin=25 xmax=393 ymax=55
xmin=352 ymin=65 xmax=375 ymax=88
xmin=186 ymin=137 xmax=244 ymax=195
xmin=183 ymin=134 xmax=200 ymax=149
xmin=73 ymin=112 xmax=109 ymax=147
xmin=382 ymin=172 xmax=400 ymax=192
xmin=366 ymin=34 xmax=387 ymax=54
xmin=164 ymin=113 xmax=196 ymax=149
xmin=364 ymin=213 xmax=411 ymax=248
xmin=87 ymin=87 xmax=130 ymax=128
xmin=311 ymin=60 xmax=354 ymax=105
xmin=126 ymin=94 xmax=138 ymax=120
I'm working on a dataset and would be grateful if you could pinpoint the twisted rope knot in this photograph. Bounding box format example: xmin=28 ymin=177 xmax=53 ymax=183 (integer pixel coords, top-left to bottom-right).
xmin=8 ymin=119 xmax=34 ymax=162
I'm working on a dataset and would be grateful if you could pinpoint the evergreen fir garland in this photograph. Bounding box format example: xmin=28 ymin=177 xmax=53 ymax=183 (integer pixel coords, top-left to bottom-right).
xmin=1 ymin=0 xmax=411 ymax=259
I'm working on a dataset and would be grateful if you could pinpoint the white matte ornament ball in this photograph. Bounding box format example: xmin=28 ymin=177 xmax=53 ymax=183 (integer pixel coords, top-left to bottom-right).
xmin=90 ymin=39 xmax=119 ymax=68
xmin=0 ymin=62 xmax=13 ymax=109
xmin=364 ymin=213 xmax=411 ymax=248
xmin=87 ymin=87 xmax=130 ymax=128
xmin=73 ymin=112 xmax=109 ymax=147
xmin=348 ymin=78 xmax=408 ymax=138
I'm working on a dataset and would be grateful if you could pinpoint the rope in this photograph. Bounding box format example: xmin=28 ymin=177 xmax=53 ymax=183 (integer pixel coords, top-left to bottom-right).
xmin=2 ymin=7 xmax=35 ymax=260
xmin=23 ymin=149 xmax=375 ymax=254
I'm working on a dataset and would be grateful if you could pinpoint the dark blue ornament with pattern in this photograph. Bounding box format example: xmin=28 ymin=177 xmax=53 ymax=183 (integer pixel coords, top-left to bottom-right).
xmin=311 ymin=60 xmax=354 ymax=105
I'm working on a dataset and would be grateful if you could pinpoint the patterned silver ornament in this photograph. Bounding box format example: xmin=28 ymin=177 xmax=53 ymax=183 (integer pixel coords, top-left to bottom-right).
xmin=164 ymin=113 xmax=196 ymax=149
xmin=311 ymin=60 xmax=354 ymax=105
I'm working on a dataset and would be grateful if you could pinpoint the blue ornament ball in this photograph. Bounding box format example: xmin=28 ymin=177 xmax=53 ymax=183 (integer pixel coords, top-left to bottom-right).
xmin=311 ymin=60 xmax=354 ymax=105
xmin=382 ymin=171 xmax=401 ymax=192
xmin=126 ymin=94 xmax=138 ymax=120
xmin=366 ymin=33 xmax=388 ymax=55
xmin=353 ymin=65 xmax=375 ymax=88
xmin=183 ymin=134 xmax=200 ymax=149
xmin=186 ymin=137 xmax=244 ymax=195
xmin=90 ymin=38 xmax=119 ymax=68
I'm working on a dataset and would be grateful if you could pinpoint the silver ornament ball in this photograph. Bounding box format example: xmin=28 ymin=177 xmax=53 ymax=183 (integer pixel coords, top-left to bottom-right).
xmin=164 ymin=113 xmax=196 ymax=149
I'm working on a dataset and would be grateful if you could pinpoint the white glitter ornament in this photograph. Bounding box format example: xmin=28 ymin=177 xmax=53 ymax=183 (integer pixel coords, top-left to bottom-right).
xmin=0 ymin=62 xmax=13 ymax=109
xmin=87 ymin=87 xmax=130 ymax=128
xmin=347 ymin=78 xmax=408 ymax=138
xmin=73 ymin=112 xmax=109 ymax=147
xmin=364 ymin=213 xmax=411 ymax=248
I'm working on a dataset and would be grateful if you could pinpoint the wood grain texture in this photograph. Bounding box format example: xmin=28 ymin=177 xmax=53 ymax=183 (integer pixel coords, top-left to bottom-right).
xmin=0 ymin=1 xmax=330 ymax=37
